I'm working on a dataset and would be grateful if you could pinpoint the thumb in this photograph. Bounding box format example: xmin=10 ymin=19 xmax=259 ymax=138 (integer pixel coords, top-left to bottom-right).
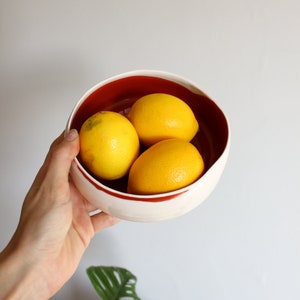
xmin=46 ymin=129 xmax=80 ymax=184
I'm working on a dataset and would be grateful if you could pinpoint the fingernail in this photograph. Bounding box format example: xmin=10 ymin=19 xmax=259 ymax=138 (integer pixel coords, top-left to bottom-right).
xmin=65 ymin=129 xmax=78 ymax=141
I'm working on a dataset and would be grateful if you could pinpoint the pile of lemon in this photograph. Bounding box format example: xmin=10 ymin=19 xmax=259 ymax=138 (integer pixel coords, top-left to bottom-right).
xmin=79 ymin=93 xmax=205 ymax=195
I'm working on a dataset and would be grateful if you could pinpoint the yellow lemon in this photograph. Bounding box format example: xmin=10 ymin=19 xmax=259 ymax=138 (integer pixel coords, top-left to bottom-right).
xmin=127 ymin=93 xmax=199 ymax=147
xmin=127 ymin=139 xmax=204 ymax=195
xmin=79 ymin=111 xmax=140 ymax=180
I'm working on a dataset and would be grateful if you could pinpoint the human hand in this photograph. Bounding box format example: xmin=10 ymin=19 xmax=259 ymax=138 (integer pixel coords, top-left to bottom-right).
xmin=0 ymin=130 xmax=119 ymax=299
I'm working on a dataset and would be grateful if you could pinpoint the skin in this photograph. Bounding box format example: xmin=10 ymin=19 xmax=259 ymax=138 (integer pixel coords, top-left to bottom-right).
xmin=0 ymin=129 xmax=119 ymax=299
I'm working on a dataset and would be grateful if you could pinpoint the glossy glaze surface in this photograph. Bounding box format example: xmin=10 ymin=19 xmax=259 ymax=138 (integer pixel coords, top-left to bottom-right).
xmin=69 ymin=73 xmax=229 ymax=197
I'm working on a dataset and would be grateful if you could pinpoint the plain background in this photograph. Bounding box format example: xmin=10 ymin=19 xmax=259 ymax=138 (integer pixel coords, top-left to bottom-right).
xmin=1 ymin=1 xmax=300 ymax=299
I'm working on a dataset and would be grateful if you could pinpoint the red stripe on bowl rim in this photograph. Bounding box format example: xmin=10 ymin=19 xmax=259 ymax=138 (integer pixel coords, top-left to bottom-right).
xmin=74 ymin=158 xmax=188 ymax=202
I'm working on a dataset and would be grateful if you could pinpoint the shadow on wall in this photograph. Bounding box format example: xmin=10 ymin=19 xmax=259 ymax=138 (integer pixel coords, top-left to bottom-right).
xmin=0 ymin=52 xmax=103 ymax=252
xmin=50 ymin=231 xmax=123 ymax=300
xmin=0 ymin=52 xmax=91 ymax=102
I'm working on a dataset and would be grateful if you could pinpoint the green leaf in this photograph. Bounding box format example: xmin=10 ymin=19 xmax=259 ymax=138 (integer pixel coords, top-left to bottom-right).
xmin=86 ymin=266 xmax=141 ymax=300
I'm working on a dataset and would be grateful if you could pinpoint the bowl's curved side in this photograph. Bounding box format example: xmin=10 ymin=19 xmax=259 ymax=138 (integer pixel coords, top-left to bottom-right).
xmin=70 ymin=137 xmax=230 ymax=222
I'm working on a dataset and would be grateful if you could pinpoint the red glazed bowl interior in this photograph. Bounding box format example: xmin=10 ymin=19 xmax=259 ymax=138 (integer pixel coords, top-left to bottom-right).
xmin=70 ymin=74 xmax=229 ymax=195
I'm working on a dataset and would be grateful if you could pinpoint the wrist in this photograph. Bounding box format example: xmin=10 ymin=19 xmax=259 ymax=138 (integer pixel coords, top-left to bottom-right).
xmin=0 ymin=244 xmax=50 ymax=300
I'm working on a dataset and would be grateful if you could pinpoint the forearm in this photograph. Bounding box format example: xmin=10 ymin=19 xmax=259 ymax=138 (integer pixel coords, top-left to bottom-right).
xmin=0 ymin=244 xmax=50 ymax=300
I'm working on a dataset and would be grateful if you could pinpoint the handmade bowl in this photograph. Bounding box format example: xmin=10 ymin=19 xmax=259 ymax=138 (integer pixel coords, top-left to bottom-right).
xmin=66 ymin=70 xmax=230 ymax=222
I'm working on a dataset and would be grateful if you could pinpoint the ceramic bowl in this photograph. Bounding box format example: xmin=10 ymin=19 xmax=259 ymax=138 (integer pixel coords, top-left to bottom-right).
xmin=65 ymin=70 xmax=230 ymax=222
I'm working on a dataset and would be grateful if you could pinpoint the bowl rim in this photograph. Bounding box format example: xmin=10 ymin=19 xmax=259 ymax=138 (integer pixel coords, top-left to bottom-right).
xmin=66 ymin=69 xmax=231 ymax=201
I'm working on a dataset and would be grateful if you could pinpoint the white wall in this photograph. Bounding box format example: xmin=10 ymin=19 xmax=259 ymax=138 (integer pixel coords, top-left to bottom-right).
xmin=1 ymin=1 xmax=300 ymax=299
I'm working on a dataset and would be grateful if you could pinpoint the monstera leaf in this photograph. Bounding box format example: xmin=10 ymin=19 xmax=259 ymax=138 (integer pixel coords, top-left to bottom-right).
xmin=87 ymin=266 xmax=140 ymax=300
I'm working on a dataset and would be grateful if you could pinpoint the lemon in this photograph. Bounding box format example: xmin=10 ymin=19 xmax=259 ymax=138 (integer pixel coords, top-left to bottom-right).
xmin=127 ymin=139 xmax=204 ymax=195
xmin=79 ymin=111 xmax=140 ymax=180
xmin=127 ymin=93 xmax=199 ymax=147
